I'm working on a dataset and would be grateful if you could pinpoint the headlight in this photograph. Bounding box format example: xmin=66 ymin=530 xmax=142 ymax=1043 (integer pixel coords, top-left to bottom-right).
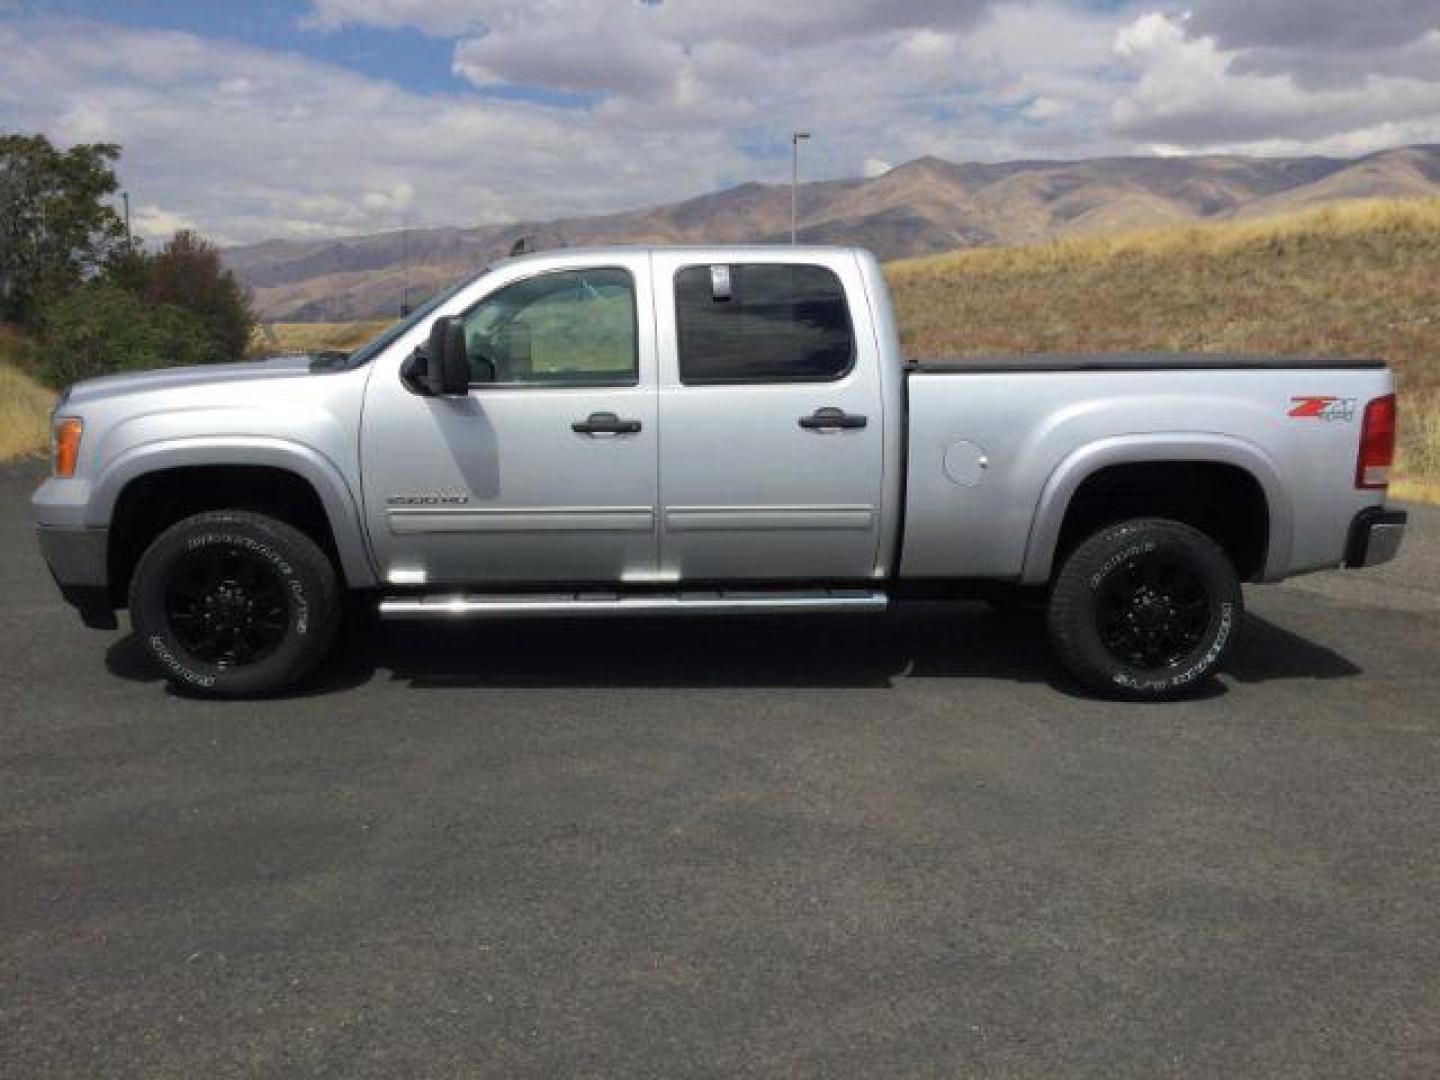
xmin=52 ymin=417 xmax=84 ymax=478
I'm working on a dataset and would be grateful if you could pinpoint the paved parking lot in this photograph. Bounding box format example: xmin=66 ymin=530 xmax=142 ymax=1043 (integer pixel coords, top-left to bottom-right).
xmin=3 ymin=461 xmax=1438 ymax=1077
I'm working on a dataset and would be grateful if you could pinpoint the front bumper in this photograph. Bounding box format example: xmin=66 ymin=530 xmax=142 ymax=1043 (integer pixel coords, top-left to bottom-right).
xmin=36 ymin=525 xmax=116 ymax=629
xmin=1344 ymin=507 xmax=1407 ymax=569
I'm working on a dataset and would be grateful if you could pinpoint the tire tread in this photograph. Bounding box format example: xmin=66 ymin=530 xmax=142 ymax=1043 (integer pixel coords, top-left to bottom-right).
xmin=1047 ymin=518 xmax=1242 ymax=701
xmin=128 ymin=510 xmax=341 ymax=697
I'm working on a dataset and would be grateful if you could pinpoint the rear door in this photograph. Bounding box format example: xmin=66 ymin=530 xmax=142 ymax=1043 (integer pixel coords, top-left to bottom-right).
xmin=652 ymin=252 xmax=885 ymax=581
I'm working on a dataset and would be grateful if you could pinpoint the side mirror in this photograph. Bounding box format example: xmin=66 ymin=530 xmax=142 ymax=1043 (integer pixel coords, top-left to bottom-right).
xmin=425 ymin=317 xmax=470 ymax=396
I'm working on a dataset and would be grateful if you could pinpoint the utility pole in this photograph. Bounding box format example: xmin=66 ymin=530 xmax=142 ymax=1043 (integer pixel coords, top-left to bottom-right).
xmin=121 ymin=191 xmax=132 ymax=250
xmin=791 ymin=131 xmax=810 ymax=244
xmin=400 ymin=218 xmax=411 ymax=317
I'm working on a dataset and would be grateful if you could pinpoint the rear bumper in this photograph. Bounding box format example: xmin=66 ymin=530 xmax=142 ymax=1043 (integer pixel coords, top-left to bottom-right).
xmin=36 ymin=525 xmax=116 ymax=629
xmin=1344 ymin=507 xmax=1407 ymax=569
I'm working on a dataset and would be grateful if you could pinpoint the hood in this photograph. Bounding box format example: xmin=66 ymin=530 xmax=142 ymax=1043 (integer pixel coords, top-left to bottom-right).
xmin=63 ymin=354 xmax=342 ymax=407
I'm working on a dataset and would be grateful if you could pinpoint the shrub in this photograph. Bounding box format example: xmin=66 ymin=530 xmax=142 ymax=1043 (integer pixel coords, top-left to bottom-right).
xmin=41 ymin=282 xmax=214 ymax=386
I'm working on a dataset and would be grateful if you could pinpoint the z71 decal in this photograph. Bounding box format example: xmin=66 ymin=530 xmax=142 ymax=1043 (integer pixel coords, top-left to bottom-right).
xmin=1289 ymin=396 xmax=1357 ymax=421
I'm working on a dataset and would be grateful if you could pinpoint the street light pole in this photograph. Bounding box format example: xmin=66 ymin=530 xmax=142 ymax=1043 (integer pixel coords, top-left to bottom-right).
xmin=791 ymin=131 xmax=810 ymax=244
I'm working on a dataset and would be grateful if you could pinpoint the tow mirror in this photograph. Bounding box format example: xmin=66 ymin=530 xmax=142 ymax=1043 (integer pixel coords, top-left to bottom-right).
xmin=425 ymin=317 xmax=470 ymax=396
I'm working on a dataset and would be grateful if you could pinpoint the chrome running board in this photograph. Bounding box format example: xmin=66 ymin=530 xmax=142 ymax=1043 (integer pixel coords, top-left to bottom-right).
xmin=378 ymin=588 xmax=889 ymax=620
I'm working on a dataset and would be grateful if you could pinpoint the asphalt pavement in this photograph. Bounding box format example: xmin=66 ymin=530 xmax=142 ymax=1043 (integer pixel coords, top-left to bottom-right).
xmin=2 ymin=460 xmax=1438 ymax=1078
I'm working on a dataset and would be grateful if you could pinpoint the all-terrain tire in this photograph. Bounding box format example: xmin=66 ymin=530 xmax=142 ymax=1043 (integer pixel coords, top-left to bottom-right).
xmin=1047 ymin=518 xmax=1242 ymax=701
xmin=128 ymin=510 xmax=341 ymax=697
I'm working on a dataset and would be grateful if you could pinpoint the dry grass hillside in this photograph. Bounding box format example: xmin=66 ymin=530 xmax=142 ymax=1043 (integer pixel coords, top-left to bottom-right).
xmin=228 ymin=145 xmax=1440 ymax=321
xmin=888 ymin=197 xmax=1440 ymax=500
xmin=250 ymin=320 xmax=392 ymax=356
xmin=0 ymin=326 xmax=53 ymax=462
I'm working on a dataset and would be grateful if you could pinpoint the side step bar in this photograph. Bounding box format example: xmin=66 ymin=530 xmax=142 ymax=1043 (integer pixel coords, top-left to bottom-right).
xmin=378 ymin=588 xmax=889 ymax=620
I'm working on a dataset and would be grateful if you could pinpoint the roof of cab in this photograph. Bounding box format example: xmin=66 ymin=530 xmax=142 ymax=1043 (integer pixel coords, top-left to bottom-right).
xmin=489 ymin=243 xmax=868 ymax=271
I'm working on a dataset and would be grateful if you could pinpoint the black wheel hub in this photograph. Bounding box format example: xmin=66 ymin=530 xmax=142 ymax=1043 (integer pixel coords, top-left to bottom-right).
xmin=164 ymin=546 xmax=290 ymax=668
xmin=1096 ymin=552 xmax=1212 ymax=670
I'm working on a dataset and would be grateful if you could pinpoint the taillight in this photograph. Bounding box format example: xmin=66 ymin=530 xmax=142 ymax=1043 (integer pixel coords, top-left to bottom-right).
xmin=1356 ymin=394 xmax=1396 ymax=490
xmin=52 ymin=417 xmax=83 ymax=478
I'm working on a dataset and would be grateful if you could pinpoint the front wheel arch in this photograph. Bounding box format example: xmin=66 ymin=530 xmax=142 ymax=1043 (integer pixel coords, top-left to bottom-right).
xmin=107 ymin=462 xmax=360 ymax=607
xmin=94 ymin=438 xmax=377 ymax=601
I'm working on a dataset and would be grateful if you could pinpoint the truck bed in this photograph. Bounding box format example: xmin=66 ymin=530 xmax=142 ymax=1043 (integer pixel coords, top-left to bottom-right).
xmin=910 ymin=352 xmax=1386 ymax=374
xmin=899 ymin=359 xmax=1395 ymax=584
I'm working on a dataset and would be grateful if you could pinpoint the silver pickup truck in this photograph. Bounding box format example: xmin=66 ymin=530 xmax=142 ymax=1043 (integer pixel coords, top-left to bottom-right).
xmin=34 ymin=245 xmax=1406 ymax=699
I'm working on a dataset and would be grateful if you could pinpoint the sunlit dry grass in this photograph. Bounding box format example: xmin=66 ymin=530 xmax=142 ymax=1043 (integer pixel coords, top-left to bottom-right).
xmin=0 ymin=362 xmax=54 ymax=463
xmin=249 ymin=320 xmax=394 ymax=356
xmin=887 ymin=197 xmax=1440 ymax=493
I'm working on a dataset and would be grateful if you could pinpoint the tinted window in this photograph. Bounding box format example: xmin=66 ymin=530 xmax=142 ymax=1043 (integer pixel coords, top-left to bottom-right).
xmin=461 ymin=267 xmax=637 ymax=385
xmin=675 ymin=263 xmax=853 ymax=384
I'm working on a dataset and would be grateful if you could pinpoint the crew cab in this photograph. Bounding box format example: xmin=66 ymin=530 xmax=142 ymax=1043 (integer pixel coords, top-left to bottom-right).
xmin=33 ymin=246 xmax=1407 ymax=699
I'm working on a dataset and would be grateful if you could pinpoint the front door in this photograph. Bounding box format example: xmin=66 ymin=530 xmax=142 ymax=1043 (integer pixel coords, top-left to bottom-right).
xmin=361 ymin=257 xmax=658 ymax=586
xmin=652 ymin=253 xmax=885 ymax=582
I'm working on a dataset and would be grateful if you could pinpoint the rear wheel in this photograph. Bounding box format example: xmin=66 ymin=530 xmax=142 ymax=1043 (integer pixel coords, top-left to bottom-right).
xmin=129 ymin=510 xmax=341 ymax=697
xmin=1047 ymin=518 xmax=1242 ymax=700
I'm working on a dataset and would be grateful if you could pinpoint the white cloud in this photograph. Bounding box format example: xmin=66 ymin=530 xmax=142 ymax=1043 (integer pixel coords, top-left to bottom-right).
xmin=863 ymin=158 xmax=893 ymax=178
xmin=1110 ymin=11 xmax=1440 ymax=153
xmin=1024 ymin=96 xmax=1074 ymax=121
xmin=361 ymin=182 xmax=416 ymax=212
xmin=0 ymin=7 xmax=1143 ymax=246
xmin=308 ymin=0 xmax=997 ymax=50
xmin=131 ymin=204 xmax=197 ymax=240
xmin=6 ymin=3 xmax=1440 ymax=246
xmin=0 ymin=18 xmax=745 ymax=243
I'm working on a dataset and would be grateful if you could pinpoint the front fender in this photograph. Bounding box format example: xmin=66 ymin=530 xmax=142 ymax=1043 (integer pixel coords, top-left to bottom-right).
xmin=90 ymin=436 xmax=377 ymax=588
xmin=1020 ymin=433 xmax=1293 ymax=584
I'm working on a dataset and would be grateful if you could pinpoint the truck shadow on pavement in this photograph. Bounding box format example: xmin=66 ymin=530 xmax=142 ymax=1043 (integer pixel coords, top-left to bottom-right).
xmin=105 ymin=603 xmax=1361 ymax=699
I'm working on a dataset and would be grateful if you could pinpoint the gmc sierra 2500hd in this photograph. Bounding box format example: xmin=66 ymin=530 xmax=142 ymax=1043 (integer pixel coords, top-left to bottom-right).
xmin=34 ymin=246 xmax=1406 ymax=699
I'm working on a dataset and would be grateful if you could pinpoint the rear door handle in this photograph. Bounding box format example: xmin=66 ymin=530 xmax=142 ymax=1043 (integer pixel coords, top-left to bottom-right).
xmin=799 ymin=407 xmax=867 ymax=431
xmin=572 ymin=411 xmax=642 ymax=435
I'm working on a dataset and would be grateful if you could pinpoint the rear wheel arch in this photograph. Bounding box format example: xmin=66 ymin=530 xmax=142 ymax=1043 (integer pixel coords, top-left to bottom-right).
xmin=1023 ymin=438 xmax=1290 ymax=585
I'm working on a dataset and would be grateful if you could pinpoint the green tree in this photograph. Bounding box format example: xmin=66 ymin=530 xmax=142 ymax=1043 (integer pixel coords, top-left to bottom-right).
xmin=0 ymin=134 xmax=126 ymax=327
xmin=141 ymin=230 xmax=255 ymax=362
xmin=41 ymin=282 xmax=212 ymax=386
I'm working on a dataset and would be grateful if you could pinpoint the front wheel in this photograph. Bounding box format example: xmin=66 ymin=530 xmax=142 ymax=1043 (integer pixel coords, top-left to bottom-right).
xmin=1047 ymin=518 xmax=1242 ymax=700
xmin=129 ymin=510 xmax=341 ymax=697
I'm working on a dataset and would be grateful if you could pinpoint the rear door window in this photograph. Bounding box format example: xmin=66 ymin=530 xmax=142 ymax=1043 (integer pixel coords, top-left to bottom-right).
xmin=674 ymin=263 xmax=854 ymax=384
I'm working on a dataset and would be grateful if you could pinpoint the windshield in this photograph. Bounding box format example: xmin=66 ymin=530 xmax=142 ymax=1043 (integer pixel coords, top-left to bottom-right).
xmin=343 ymin=275 xmax=477 ymax=368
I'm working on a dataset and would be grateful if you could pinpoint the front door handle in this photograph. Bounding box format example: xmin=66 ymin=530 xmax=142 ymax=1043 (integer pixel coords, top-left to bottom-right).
xmin=799 ymin=407 xmax=867 ymax=431
xmin=572 ymin=411 xmax=642 ymax=435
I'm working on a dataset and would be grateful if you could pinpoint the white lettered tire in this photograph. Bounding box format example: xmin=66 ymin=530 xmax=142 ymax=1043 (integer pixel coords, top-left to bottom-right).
xmin=128 ymin=511 xmax=341 ymax=697
xmin=1047 ymin=518 xmax=1242 ymax=701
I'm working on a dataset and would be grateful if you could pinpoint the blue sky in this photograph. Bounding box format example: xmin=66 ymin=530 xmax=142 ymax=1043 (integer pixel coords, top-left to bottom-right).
xmin=3 ymin=1 xmax=1437 ymax=244
xmin=33 ymin=0 xmax=472 ymax=94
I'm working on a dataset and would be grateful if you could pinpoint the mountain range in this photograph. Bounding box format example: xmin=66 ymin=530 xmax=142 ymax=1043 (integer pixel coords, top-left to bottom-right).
xmin=224 ymin=144 xmax=1440 ymax=321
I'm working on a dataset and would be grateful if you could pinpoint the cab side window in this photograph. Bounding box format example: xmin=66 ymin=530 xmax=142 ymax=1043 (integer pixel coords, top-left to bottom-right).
xmin=674 ymin=263 xmax=854 ymax=384
xmin=461 ymin=267 xmax=638 ymax=386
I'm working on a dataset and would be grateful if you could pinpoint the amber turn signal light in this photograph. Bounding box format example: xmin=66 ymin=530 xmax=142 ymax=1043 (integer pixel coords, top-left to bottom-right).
xmin=53 ymin=417 xmax=83 ymax=478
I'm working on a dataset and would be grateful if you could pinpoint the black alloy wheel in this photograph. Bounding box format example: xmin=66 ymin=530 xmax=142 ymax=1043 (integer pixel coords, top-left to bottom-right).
xmin=164 ymin=543 xmax=292 ymax=667
xmin=1048 ymin=518 xmax=1243 ymax=700
xmin=1093 ymin=550 xmax=1212 ymax=670
xmin=129 ymin=510 xmax=341 ymax=697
